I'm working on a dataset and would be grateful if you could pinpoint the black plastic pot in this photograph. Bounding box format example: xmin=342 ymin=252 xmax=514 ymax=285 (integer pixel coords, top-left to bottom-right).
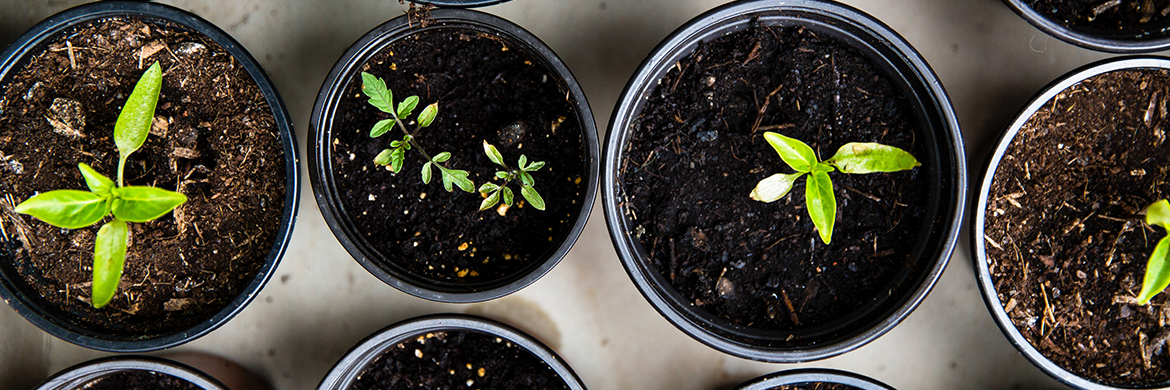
xmin=973 ymin=57 xmax=1170 ymax=390
xmin=316 ymin=314 xmax=586 ymax=390
xmin=733 ymin=368 xmax=895 ymax=390
xmin=308 ymin=8 xmax=598 ymax=303
xmin=0 ymin=1 xmax=300 ymax=352
xmin=603 ymin=0 xmax=965 ymax=362
xmin=35 ymin=356 xmax=229 ymax=390
xmin=1002 ymin=0 xmax=1170 ymax=53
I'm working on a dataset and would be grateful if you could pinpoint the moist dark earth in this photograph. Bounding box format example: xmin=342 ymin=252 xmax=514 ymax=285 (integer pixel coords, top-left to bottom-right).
xmin=620 ymin=23 xmax=929 ymax=332
xmin=82 ymin=370 xmax=202 ymax=390
xmin=0 ymin=17 xmax=285 ymax=335
xmin=769 ymin=384 xmax=859 ymax=390
xmin=985 ymin=69 xmax=1170 ymax=385
xmin=350 ymin=330 xmax=570 ymax=390
xmin=331 ymin=28 xmax=587 ymax=285
xmin=1025 ymin=0 xmax=1170 ymax=32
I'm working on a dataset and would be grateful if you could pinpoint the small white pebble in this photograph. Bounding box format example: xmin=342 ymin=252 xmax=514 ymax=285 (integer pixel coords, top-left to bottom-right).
xmin=369 ymin=194 xmax=376 ymax=201
xmin=466 ymin=380 xmax=474 ymax=386
xmin=349 ymin=153 xmax=355 ymax=160
xmin=415 ymin=349 xmax=423 ymax=358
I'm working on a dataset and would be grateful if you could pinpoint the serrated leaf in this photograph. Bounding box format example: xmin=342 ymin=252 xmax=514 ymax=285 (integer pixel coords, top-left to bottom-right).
xmin=805 ymin=171 xmax=836 ymax=244
xmin=501 ymin=186 xmax=514 ymax=206
xmin=750 ymin=172 xmax=804 ymax=203
xmin=115 ymin=62 xmax=162 ymax=160
xmin=525 ymin=161 xmax=546 ymax=172
xmin=1138 ymin=236 xmax=1170 ymax=305
xmin=421 ymin=162 xmax=433 ymax=184
xmin=763 ymin=132 xmax=818 ymax=172
xmin=433 ymin=152 xmax=451 ymax=163
xmin=14 ymin=190 xmax=108 ymax=229
xmin=92 ymin=220 xmax=128 ymax=308
xmin=479 ymin=190 xmax=500 ymax=211
xmin=418 ymin=103 xmax=438 ymax=128
xmin=111 ymin=186 xmax=187 ymax=222
xmin=1149 ymin=199 xmax=1170 ymax=230
xmin=478 ymin=183 xmax=500 ymax=194
xmin=397 ymin=96 xmax=419 ymax=118
xmin=79 ymin=163 xmax=114 ymax=197
xmin=826 ymin=142 xmax=920 ymax=174
xmin=519 ymin=171 xmax=534 ymax=187
xmin=521 ymin=185 xmax=545 ymax=210
xmin=370 ymin=118 xmax=396 ymax=138
xmin=450 ymin=170 xmax=474 ymax=193
xmin=361 ymin=72 xmax=393 ymax=113
xmin=374 ymin=149 xmax=394 ymax=166
xmin=484 ymin=141 xmax=505 ymax=166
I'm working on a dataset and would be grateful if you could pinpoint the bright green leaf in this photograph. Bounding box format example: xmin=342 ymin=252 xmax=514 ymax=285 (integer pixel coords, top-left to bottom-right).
xmin=389 ymin=147 xmax=405 ymax=173
xmin=78 ymin=163 xmax=114 ymax=196
xmin=521 ymin=185 xmax=545 ymax=210
xmin=433 ymin=152 xmax=451 ymax=163
xmin=484 ymin=141 xmax=505 ymax=166
xmin=361 ymin=72 xmax=393 ymax=113
xmin=518 ymin=155 xmax=528 ymax=169
xmin=750 ymin=172 xmax=804 ymax=203
xmin=478 ymin=183 xmax=500 ymax=194
xmin=805 ymin=171 xmax=836 ymax=244
xmin=518 ymin=171 xmax=534 ymax=187
xmin=92 ymin=220 xmax=128 ymax=308
xmin=525 ymin=161 xmax=546 ymax=172
xmin=421 ymin=162 xmax=433 ymax=184
xmin=480 ymin=190 xmax=500 ymax=211
xmin=496 ymin=171 xmax=511 ymax=180
xmin=826 ymin=142 xmax=920 ymax=174
xmin=115 ymin=62 xmax=163 ymax=186
xmin=763 ymin=132 xmax=818 ymax=172
xmin=14 ymin=190 xmax=108 ymax=229
xmin=1148 ymin=199 xmax=1170 ymax=230
xmin=811 ymin=162 xmax=835 ymax=174
xmin=397 ymin=96 xmax=419 ymax=119
xmin=501 ymin=186 xmax=514 ymax=206
xmin=370 ymin=118 xmax=396 ymax=138
xmin=418 ymin=103 xmax=438 ymax=128
xmin=374 ymin=149 xmax=394 ymax=166
xmin=1138 ymin=236 xmax=1170 ymax=305
xmin=111 ymin=186 xmax=186 ymax=222
xmin=449 ymin=169 xmax=474 ymax=193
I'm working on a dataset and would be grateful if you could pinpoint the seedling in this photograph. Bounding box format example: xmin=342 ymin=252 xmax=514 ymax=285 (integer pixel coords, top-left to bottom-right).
xmin=14 ymin=62 xmax=186 ymax=308
xmin=1137 ymin=199 xmax=1170 ymax=305
xmin=362 ymin=72 xmax=473 ymax=193
xmin=478 ymin=141 xmax=546 ymax=212
xmin=749 ymin=131 xmax=919 ymax=244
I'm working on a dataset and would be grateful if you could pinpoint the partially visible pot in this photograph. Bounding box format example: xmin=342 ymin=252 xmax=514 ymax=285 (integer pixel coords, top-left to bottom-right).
xmin=36 ymin=356 xmax=229 ymax=390
xmin=317 ymin=314 xmax=586 ymax=390
xmin=1002 ymin=0 xmax=1170 ymax=53
xmin=733 ymin=368 xmax=895 ymax=390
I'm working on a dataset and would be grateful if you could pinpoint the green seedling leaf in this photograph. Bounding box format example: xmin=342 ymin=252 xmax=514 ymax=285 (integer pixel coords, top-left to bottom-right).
xmin=111 ymin=186 xmax=186 ymax=222
xmin=501 ymin=186 xmax=514 ymax=206
xmin=433 ymin=152 xmax=452 ymax=163
xmin=389 ymin=147 xmax=406 ymax=173
xmin=805 ymin=171 xmax=836 ymax=244
xmin=480 ymin=190 xmax=500 ymax=211
xmin=524 ymin=161 xmax=545 ymax=172
xmin=398 ymin=96 xmax=419 ymax=119
xmin=1138 ymin=236 xmax=1170 ymax=305
xmin=479 ymin=183 xmax=500 ymax=193
xmin=450 ymin=170 xmax=474 ymax=193
xmin=750 ymin=172 xmax=804 ymax=203
xmin=1148 ymin=199 xmax=1170 ymax=229
xmin=496 ymin=171 xmax=511 ymax=180
xmin=827 ymin=142 xmax=921 ymax=174
xmin=92 ymin=220 xmax=128 ymax=308
xmin=374 ymin=149 xmax=394 ymax=166
xmin=484 ymin=141 xmax=505 ymax=166
xmin=115 ymin=61 xmax=163 ymax=186
xmin=521 ymin=185 xmax=545 ymax=210
xmin=79 ymin=163 xmax=114 ymax=197
xmin=421 ymin=162 xmax=434 ymax=184
xmin=518 ymin=155 xmax=528 ymax=169
xmin=370 ymin=118 xmax=396 ymax=138
xmin=518 ymin=171 xmax=535 ymax=187
xmin=418 ymin=103 xmax=438 ymax=128
xmin=763 ymin=131 xmax=817 ymax=172
xmin=361 ymin=72 xmax=393 ymax=113
xmin=14 ymin=190 xmax=108 ymax=229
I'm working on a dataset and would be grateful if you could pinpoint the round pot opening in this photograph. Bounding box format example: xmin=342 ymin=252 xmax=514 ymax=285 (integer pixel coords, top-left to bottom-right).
xmin=36 ymin=356 xmax=228 ymax=390
xmin=309 ymin=8 xmax=598 ymax=303
xmin=317 ymin=314 xmax=586 ymax=390
xmin=603 ymin=0 xmax=964 ymax=362
xmin=734 ymin=368 xmax=895 ymax=390
xmin=1002 ymin=0 xmax=1170 ymax=53
xmin=0 ymin=1 xmax=299 ymax=352
xmin=975 ymin=57 xmax=1170 ymax=389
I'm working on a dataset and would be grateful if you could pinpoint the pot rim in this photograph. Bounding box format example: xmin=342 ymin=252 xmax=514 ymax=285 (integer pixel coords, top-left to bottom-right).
xmin=734 ymin=368 xmax=895 ymax=390
xmin=35 ymin=355 xmax=229 ymax=390
xmin=973 ymin=56 xmax=1170 ymax=390
xmin=307 ymin=8 xmax=598 ymax=303
xmin=602 ymin=0 xmax=965 ymax=362
xmin=1000 ymin=0 xmax=1170 ymax=54
xmin=0 ymin=0 xmax=300 ymax=352
xmin=316 ymin=313 xmax=586 ymax=390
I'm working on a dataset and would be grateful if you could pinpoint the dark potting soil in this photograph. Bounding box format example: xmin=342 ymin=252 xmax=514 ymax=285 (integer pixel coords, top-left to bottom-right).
xmin=350 ymin=330 xmax=569 ymax=390
xmin=81 ymin=369 xmax=202 ymax=390
xmin=330 ymin=28 xmax=587 ymax=284
xmin=985 ymin=69 xmax=1170 ymax=385
xmin=768 ymin=384 xmax=858 ymax=390
xmin=0 ymin=18 xmax=285 ymax=334
xmin=620 ymin=24 xmax=928 ymax=331
xmin=1024 ymin=0 xmax=1170 ymax=33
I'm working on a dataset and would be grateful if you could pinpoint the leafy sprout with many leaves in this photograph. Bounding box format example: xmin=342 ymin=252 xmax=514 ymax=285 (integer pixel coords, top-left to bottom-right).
xmin=14 ymin=62 xmax=186 ymax=308
xmin=749 ymin=131 xmax=919 ymax=244
xmin=1137 ymin=199 xmax=1170 ymax=305
xmin=479 ymin=141 xmax=546 ymax=212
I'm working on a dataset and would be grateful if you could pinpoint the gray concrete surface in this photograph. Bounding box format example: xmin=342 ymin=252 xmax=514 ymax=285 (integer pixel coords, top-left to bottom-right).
xmin=0 ymin=0 xmax=1121 ymax=389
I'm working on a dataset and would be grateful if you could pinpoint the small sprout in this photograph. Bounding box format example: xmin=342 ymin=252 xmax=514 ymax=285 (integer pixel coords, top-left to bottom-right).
xmin=1137 ymin=199 xmax=1170 ymax=305
xmin=14 ymin=62 xmax=186 ymax=308
xmin=750 ymin=131 xmax=919 ymax=244
xmin=478 ymin=141 xmax=547 ymax=211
